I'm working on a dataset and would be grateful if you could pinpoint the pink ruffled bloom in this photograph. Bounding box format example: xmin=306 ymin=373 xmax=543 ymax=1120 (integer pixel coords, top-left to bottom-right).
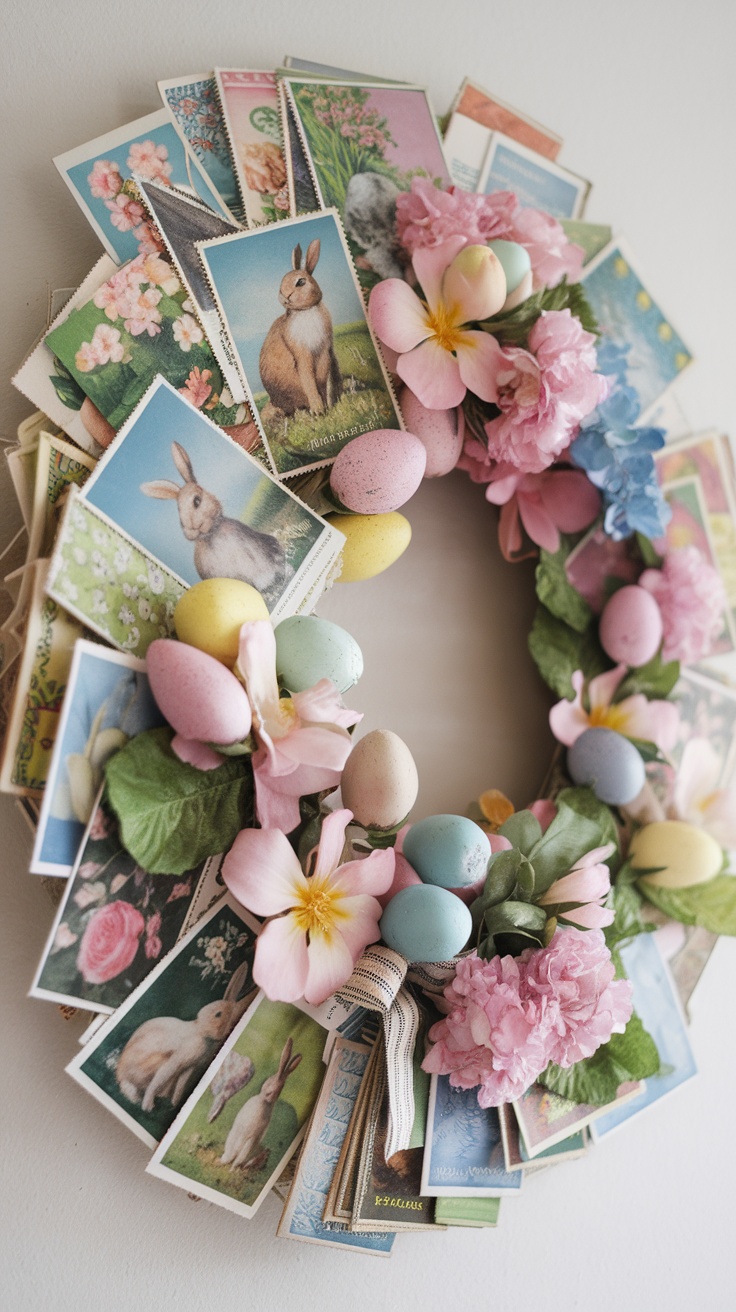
xmin=639 ymin=546 xmax=727 ymax=664
xmin=537 ymin=844 xmax=615 ymax=929
xmin=396 ymin=178 xmax=584 ymax=290
xmin=88 ymin=158 xmax=122 ymax=201
xmin=549 ymin=665 xmax=679 ymax=753
xmin=484 ymin=466 xmax=601 ymax=560
xmin=369 ymin=237 xmax=508 ymax=409
xmin=222 ymin=808 xmax=394 ymax=1006
xmin=524 ymin=928 xmax=633 ymax=1067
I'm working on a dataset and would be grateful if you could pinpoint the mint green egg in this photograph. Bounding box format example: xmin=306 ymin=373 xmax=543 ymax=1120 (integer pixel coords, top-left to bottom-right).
xmin=274 ymin=615 xmax=363 ymax=694
xmin=379 ymin=885 xmax=472 ymax=962
xmin=403 ymin=814 xmax=491 ymax=888
xmin=488 ymin=239 xmax=532 ymax=294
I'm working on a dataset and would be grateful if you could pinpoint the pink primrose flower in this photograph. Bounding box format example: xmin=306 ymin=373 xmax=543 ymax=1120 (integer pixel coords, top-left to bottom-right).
xmin=639 ymin=546 xmax=727 ymax=664
xmin=673 ymin=737 xmax=736 ymax=849
xmin=537 ymin=844 xmax=616 ymax=929
xmin=523 ymin=927 xmax=633 ymax=1067
xmin=484 ymin=466 xmax=601 ymax=559
xmin=549 ymin=665 xmax=679 ymax=753
xmin=88 ymin=158 xmax=122 ymax=201
xmin=172 ymin=313 xmax=204 ymax=352
xmin=123 ymin=287 xmax=163 ymax=338
xmin=222 ymin=809 xmax=394 ymax=1006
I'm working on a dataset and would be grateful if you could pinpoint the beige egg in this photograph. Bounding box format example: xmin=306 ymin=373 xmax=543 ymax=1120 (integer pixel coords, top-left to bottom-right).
xmin=341 ymin=729 xmax=419 ymax=830
xmin=326 ymin=512 xmax=411 ymax=583
xmin=630 ymin=820 xmax=723 ymax=888
xmin=174 ymin=578 xmax=269 ymax=665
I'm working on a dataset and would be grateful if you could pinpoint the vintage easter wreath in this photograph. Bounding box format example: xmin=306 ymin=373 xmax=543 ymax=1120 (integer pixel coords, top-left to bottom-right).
xmin=5 ymin=71 xmax=736 ymax=1245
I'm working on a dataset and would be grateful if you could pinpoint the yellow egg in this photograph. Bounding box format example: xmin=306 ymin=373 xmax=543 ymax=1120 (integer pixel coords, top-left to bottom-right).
xmin=174 ymin=578 xmax=269 ymax=664
xmin=630 ymin=820 xmax=723 ymax=889
xmin=326 ymin=512 xmax=411 ymax=582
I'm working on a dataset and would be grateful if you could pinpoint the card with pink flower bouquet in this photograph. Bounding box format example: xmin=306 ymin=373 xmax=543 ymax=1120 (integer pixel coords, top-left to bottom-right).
xmin=513 ymin=1077 xmax=643 ymax=1158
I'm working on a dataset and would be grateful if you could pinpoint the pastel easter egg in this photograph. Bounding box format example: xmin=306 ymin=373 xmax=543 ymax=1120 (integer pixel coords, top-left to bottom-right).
xmin=403 ymin=814 xmax=492 ymax=889
xmin=379 ymin=884 xmax=472 ymax=962
xmin=398 ymin=387 xmax=464 ymax=478
xmin=377 ymin=852 xmax=423 ymax=910
xmin=274 ymin=615 xmax=363 ymax=694
xmin=326 ymin=511 xmax=412 ymax=582
xmin=629 ymin=820 xmax=723 ymax=888
xmin=599 ymin=585 xmax=663 ymax=667
xmin=146 ymin=639 xmax=251 ymax=745
xmin=341 ymin=730 xmax=419 ymax=830
xmin=329 ymin=429 xmax=426 ymax=514
xmin=567 ymin=727 xmax=645 ymax=806
xmin=488 ymin=239 xmax=532 ymax=294
xmin=174 ymin=579 xmax=269 ymax=665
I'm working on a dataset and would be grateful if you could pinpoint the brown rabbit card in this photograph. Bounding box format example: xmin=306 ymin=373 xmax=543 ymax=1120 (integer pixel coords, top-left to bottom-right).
xmin=198 ymin=210 xmax=403 ymax=477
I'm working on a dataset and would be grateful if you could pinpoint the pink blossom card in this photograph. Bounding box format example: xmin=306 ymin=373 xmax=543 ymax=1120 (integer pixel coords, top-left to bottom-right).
xmin=215 ymin=70 xmax=289 ymax=227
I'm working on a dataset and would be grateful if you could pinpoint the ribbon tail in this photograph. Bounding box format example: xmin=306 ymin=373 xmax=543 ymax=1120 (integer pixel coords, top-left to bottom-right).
xmin=383 ymin=986 xmax=420 ymax=1160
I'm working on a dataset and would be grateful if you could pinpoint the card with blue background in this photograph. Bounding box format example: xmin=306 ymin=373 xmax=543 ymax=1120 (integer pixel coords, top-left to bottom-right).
xmin=421 ymin=1074 xmax=523 ymax=1196
xmin=479 ymin=132 xmax=588 ymax=218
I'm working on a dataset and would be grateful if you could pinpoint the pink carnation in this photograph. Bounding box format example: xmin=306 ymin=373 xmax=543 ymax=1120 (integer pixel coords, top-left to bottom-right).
xmin=639 ymin=546 xmax=727 ymax=664
xmin=524 ymin=928 xmax=633 ymax=1068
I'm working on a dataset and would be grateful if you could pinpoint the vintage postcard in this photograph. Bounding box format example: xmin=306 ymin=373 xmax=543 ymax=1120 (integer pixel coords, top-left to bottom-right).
xmin=672 ymin=667 xmax=736 ymax=776
xmin=278 ymin=1037 xmax=395 ymax=1254
xmin=134 ymin=178 xmax=247 ymax=405
xmin=499 ymin=1102 xmax=586 ymax=1171
xmin=434 ymin=1196 xmax=501 ymax=1227
xmin=513 ymin=1078 xmax=642 ymax=1157
xmin=0 ymin=560 xmax=87 ymax=797
xmin=581 ymin=238 xmax=693 ymax=417
xmin=54 ymin=110 xmax=233 ymax=264
xmin=148 ymin=994 xmax=329 ymax=1220
xmin=198 ymin=210 xmax=403 ymax=476
xmin=282 ymin=78 xmax=449 ymax=285
xmin=560 ymin=219 xmax=613 ymax=267
xmin=659 ymin=476 xmax=735 ymax=656
xmin=66 ymin=895 xmax=260 ymax=1148
xmin=215 ymin=70 xmax=289 ymax=226
xmin=352 ymin=1063 xmax=437 ymax=1232
xmin=478 ymin=132 xmax=589 ymax=219
xmin=323 ymin=1038 xmax=381 ymax=1223
xmin=30 ymin=789 xmax=220 ymax=1013
xmin=656 ymin=431 xmax=736 ymax=629
xmin=26 ymin=430 xmax=97 ymax=566
xmin=73 ymin=377 xmax=344 ymax=617
xmin=279 ymin=84 xmax=319 ymax=216
xmin=451 ymin=77 xmax=562 ymax=159
xmin=31 ymin=640 xmax=162 ymax=877
xmin=12 ymin=256 xmax=119 ymax=455
xmin=591 ymin=933 xmax=697 ymax=1140
xmin=158 ymin=73 xmax=241 ymax=219
xmin=442 ymin=111 xmax=494 ymax=191
xmin=421 ymin=1075 xmax=523 ymax=1197
xmin=281 ymin=57 xmax=406 ymax=82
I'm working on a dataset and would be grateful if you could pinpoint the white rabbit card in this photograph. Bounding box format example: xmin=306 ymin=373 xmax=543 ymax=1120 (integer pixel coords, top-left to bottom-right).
xmin=197 ymin=210 xmax=403 ymax=477
xmin=46 ymin=376 xmax=345 ymax=658
xmin=148 ymin=992 xmax=330 ymax=1220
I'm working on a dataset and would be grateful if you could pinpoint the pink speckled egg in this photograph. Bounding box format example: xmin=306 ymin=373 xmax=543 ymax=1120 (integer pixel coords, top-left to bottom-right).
xmin=398 ymin=386 xmax=464 ymax=477
xmin=146 ymin=639 xmax=251 ymax=745
xmin=599 ymin=585 xmax=663 ymax=667
xmin=329 ymin=429 xmax=426 ymax=514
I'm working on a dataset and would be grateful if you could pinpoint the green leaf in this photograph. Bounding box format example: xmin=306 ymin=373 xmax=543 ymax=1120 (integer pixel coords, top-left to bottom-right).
xmin=605 ymin=878 xmax=656 ymax=951
xmin=536 ymin=542 xmax=593 ymax=634
xmin=104 ymin=726 xmax=254 ymax=875
xmin=626 ymin=737 xmax=664 ymax=764
xmin=616 ymin=651 xmax=680 ymax=700
xmin=526 ymin=799 xmax=604 ymax=894
xmin=50 ymin=373 xmax=85 ymax=410
xmin=498 ymin=809 xmax=543 ymax=855
xmin=638 ymin=874 xmax=736 ymax=935
xmin=476 ymin=278 xmax=598 ymax=347
xmin=635 ymin=532 xmax=663 ymax=569
xmin=483 ymin=900 xmax=548 ymax=939
xmin=480 ymin=850 xmax=525 ymax=908
xmin=528 ymin=603 xmax=609 ymax=698
xmin=554 ymin=787 xmax=620 ymax=869
xmin=539 ymin=1011 xmax=660 ymax=1105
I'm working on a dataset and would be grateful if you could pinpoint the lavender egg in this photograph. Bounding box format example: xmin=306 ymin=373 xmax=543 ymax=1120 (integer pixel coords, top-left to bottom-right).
xmin=329 ymin=429 xmax=426 ymax=514
xmin=599 ymin=585 xmax=663 ymax=667
xmin=398 ymin=387 xmax=464 ymax=477
xmin=146 ymin=639 xmax=251 ymax=746
xmin=567 ymin=727 xmax=645 ymax=805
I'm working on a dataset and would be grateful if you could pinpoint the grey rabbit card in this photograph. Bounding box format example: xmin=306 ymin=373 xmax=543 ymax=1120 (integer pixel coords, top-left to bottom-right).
xmin=197 ymin=210 xmax=403 ymax=477
xmin=148 ymin=992 xmax=329 ymax=1220
xmin=51 ymin=376 xmax=345 ymax=642
xmin=66 ymin=894 xmax=260 ymax=1149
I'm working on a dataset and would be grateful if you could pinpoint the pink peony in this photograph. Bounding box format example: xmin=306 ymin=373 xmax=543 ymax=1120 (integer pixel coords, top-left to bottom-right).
xmin=524 ymin=927 xmax=633 ymax=1067
xmin=639 ymin=546 xmax=727 ymax=664
xmin=76 ymin=901 xmax=145 ymax=984
xmin=484 ymin=466 xmax=601 ymax=559
xmin=88 ymin=158 xmax=123 ymax=201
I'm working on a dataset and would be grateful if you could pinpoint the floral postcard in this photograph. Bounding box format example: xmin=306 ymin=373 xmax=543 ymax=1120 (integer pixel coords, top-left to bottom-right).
xmin=66 ymin=895 xmax=260 ymax=1148
xmin=513 ymin=1078 xmax=643 ymax=1157
xmin=581 ymin=238 xmax=693 ymax=418
xmin=148 ymin=994 xmax=329 ymax=1220
xmin=31 ymin=640 xmax=163 ymax=877
xmin=478 ymin=132 xmax=589 ymax=220
xmin=26 ymin=430 xmax=97 ymax=566
xmin=672 ymin=667 xmax=736 ymax=777
xmin=30 ymin=789 xmax=220 ymax=1013
xmin=215 ymin=70 xmax=289 ymax=226
xmin=451 ymin=77 xmax=563 ymax=159
xmin=657 ymin=431 xmax=736 ymax=627
xmin=278 ymin=1037 xmax=395 ymax=1254
xmin=54 ymin=109 xmax=234 ymax=264
xmin=498 ymin=1103 xmax=586 ymax=1172
xmin=560 ymin=219 xmax=613 ymax=267
xmin=421 ymin=1075 xmax=523 ymax=1196
xmin=590 ymin=933 xmax=697 ymax=1140
xmin=158 ymin=74 xmax=241 ymax=219
xmin=282 ymin=79 xmax=449 ymax=286
xmin=74 ymin=377 xmax=344 ymax=615
xmin=658 ymin=475 xmax=735 ymax=655
xmin=352 ymin=1067 xmax=437 ymax=1232
xmin=198 ymin=210 xmax=403 ymax=476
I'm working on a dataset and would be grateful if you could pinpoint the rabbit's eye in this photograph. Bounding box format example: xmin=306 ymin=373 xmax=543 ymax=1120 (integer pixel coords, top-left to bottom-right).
xmin=295 ymin=277 xmax=306 ymax=287
xmin=193 ymin=495 xmax=201 ymax=508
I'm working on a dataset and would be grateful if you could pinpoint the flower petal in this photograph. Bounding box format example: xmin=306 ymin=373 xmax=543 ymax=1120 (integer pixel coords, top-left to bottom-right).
xmin=333 ymin=895 xmax=384 ymax=959
xmin=236 ymin=621 xmax=282 ymax=729
xmin=539 ymin=864 xmax=611 ymax=906
xmin=413 ymin=236 xmax=468 ymax=313
xmin=560 ymin=903 xmax=615 ymax=929
xmin=455 ymin=330 xmax=505 ymax=403
xmin=617 ymin=695 xmax=679 ymax=753
xmin=251 ymin=754 xmax=308 ymax=833
xmin=277 ymin=724 xmax=353 ymax=773
xmin=312 ymin=808 xmax=352 ymax=880
xmin=331 ymin=847 xmax=396 ymax=897
xmin=369 ymin=279 xmax=433 ymax=354
xmin=253 ymin=915 xmax=310 ymax=1002
xmin=517 ymin=492 xmax=561 ymax=553
xmin=397 ymin=338 xmax=466 ymax=410
xmin=171 ymin=734 xmax=225 ymax=771
xmin=304 ymin=926 xmax=357 ymax=1005
xmin=291 ymin=679 xmax=361 ymax=729
xmin=222 ymin=826 xmax=306 ymax=915
xmin=588 ymin=665 xmax=626 ymax=714
xmin=539 ymin=469 xmax=601 ymax=533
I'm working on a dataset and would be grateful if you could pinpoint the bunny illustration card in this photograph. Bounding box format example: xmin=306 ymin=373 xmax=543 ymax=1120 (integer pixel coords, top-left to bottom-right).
xmin=148 ymin=993 xmax=329 ymax=1219
xmin=66 ymin=895 xmax=260 ymax=1148
xmin=198 ymin=210 xmax=403 ymax=476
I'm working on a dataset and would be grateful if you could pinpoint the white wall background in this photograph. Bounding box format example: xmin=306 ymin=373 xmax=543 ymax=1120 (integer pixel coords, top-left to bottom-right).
xmin=2 ymin=1 xmax=736 ymax=1308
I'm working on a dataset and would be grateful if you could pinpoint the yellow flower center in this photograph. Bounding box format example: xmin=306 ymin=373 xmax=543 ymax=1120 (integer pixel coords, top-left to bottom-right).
xmin=589 ymin=703 xmax=629 ymax=733
xmin=292 ymin=876 xmax=343 ymax=937
xmin=426 ymin=302 xmax=465 ymax=353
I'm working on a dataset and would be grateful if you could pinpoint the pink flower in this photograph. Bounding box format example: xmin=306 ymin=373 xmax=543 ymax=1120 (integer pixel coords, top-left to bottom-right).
xmin=507 ymin=205 xmax=584 ymax=290
xmin=52 ymin=923 xmax=78 ymax=953
xmin=179 ymin=366 xmax=214 ymax=408
xmin=223 ymin=809 xmax=394 ymax=1005
xmin=91 ymin=322 xmax=126 ymax=364
xmin=166 ymin=879 xmax=193 ymax=903
xmin=369 ymin=239 xmax=508 ymax=409
xmin=549 ymin=665 xmax=679 ymax=753
xmin=77 ymin=861 xmax=102 ymax=881
xmin=639 ymin=546 xmax=727 ymax=664
xmin=88 ymin=807 xmax=113 ymax=842
xmin=141 ymin=253 xmax=180 ymax=295
xmin=76 ymin=901 xmax=145 ymax=984
xmin=74 ymin=339 xmax=103 ymax=373
xmin=123 ymin=287 xmax=163 ymax=338
xmin=484 ymin=466 xmax=601 ymax=559
xmin=105 ymin=193 xmax=146 ymax=233
xmin=538 ymin=844 xmax=615 ymax=929
xmin=673 ymin=737 xmax=736 ymax=848
xmin=524 ymin=927 xmax=633 ymax=1067
xmin=88 ymin=158 xmax=122 ymax=201
xmin=172 ymin=313 xmax=204 ymax=352
xmin=144 ymin=911 xmax=163 ymax=960
xmin=127 ymin=139 xmax=172 ymax=183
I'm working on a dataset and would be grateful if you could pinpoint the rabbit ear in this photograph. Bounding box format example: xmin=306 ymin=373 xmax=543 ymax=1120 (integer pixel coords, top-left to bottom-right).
xmin=304 ymin=240 xmax=320 ymax=274
xmin=140 ymin=480 xmax=180 ymax=500
xmin=223 ymin=961 xmax=249 ymax=1002
xmin=285 ymin=1053 xmax=302 ymax=1076
xmin=171 ymin=442 xmax=196 ymax=484
xmin=277 ymin=1037 xmax=293 ymax=1077
xmin=292 ymin=243 xmax=303 ymax=270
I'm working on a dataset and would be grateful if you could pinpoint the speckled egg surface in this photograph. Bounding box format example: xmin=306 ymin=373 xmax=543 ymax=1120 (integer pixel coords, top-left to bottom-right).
xmin=329 ymin=429 xmax=426 ymax=514
xmin=630 ymin=820 xmax=723 ymax=888
xmin=599 ymin=585 xmax=663 ymax=668
xmin=274 ymin=615 xmax=363 ymax=694
xmin=146 ymin=639 xmax=251 ymax=745
xmin=398 ymin=386 xmax=464 ymax=478
xmin=567 ymin=727 xmax=645 ymax=805
xmin=340 ymin=729 xmax=419 ymax=830
xmin=379 ymin=884 xmax=472 ymax=962
xmin=174 ymin=578 xmax=268 ymax=665
xmin=403 ymin=814 xmax=492 ymax=889
xmin=326 ymin=511 xmax=412 ymax=582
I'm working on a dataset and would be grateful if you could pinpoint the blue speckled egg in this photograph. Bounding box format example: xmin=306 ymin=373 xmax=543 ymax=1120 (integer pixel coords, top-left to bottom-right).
xmin=488 ymin=239 xmax=532 ymax=294
xmin=567 ymin=727 xmax=645 ymax=805
xmin=403 ymin=814 xmax=491 ymax=889
xmin=274 ymin=615 xmax=363 ymax=694
xmin=379 ymin=884 xmax=472 ymax=962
